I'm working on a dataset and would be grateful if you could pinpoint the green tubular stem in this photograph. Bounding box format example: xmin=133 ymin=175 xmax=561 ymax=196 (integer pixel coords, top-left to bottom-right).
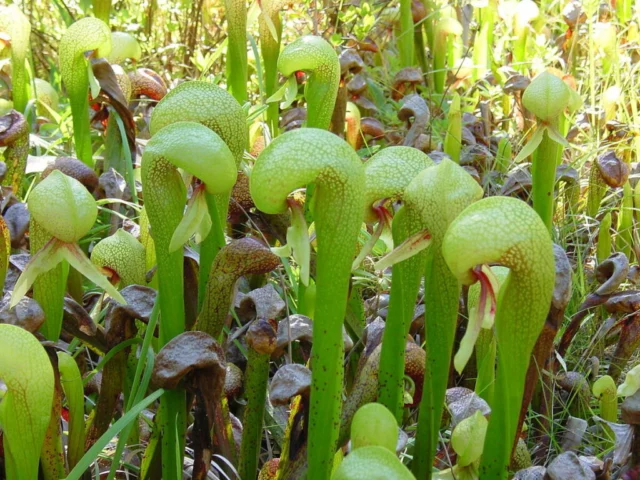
xmin=196 ymin=238 xmax=279 ymax=338
xmin=475 ymin=329 xmax=496 ymax=404
xmin=66 ymin=266 xmax=84 ymax=304
xmin=139 ymin=207 xmax=157 ymax=284
xmin=0 ymin=110 xmax=29 ymax=193
xmin=141 ymin=130 xmax=189 ymax=478
xmin=297 ymin=280 xmax=316 ymax=318
xmin=404 ymin=158 xmax=483 ymax=480
xmin=444 ymin=94 xmax=462 ymax=164
xmin=57 ymin=352 xmax=85 ymax=470
xmin=0 ymin=324 xmax=54 ymax=480
xmin=278 ymin=36 xmax=340 ymax=130
xmin=593 ymin=375 xmax=617 ymax=423
xmin=471 ymin=3 xmax=494 ymax=81
xmin=359 ymin=146 xmax=433 ymax=421
xmin=0 ymin=6 xmax=31 ymax=113
xmin=494 ymin=138 xmax=512 ymax=174
xmin=421 ymin=0 xmax=437 ymax=89
xmin=414 ymin=24 xmax=428 ymax=74
xmin=104 ymin=115 xmax=125 ymax=174
xmin=531 ymin=118 xmax=563 ymax=232
xmin=597 ymin=212 xmax=613 ymax=263
xmin=31 ymin=218 xmax=67 ymax=341
xmin=616 ymin=0 xmax=631 ymax=23
xmin=399 ymin=0 xmax=415 ymax=67
xmin=378 ymin=208 xmax=427 ymax=422
xmin=59 ymin=17 xmax=111 ymax=166
xmin=415 ymin=251 xmax=461 ymax=479
xmin=250 ymin=128 xmax=365 ymax=479
xmin=433 ymin=18 xmax=461 ymax=95
xmin=148 ymin=81 xmax=247 ymax=308
xmin=92 ymin=0 xmax=111 ymax=23
xmin=433 ymin=31 xmax=447 ymax=95
xmin=238 ymin=348 xmax=270 ymax=479
xmin=513 ymin=27 xmax=528 ymax=71
xmin=442 ymin=196 xmax=554 ymax=479
xmin=199 ymin=194 xmax=230 ymax=308
xmin=224 ymin=0 xmax=248 ymax=103
xmin=259 ymin=0 xmax=284 ymax=135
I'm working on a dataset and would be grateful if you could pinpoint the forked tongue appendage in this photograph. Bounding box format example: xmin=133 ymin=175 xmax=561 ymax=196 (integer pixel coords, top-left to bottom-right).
xmin=454 ymin=264 xmax=499 ymax=374
xmin=352 ymin=202 xmax=393 ymax=271
xmin=169 ymin=184 xmax=212 ymax=252
xmin=374 ymin=227 xmax=431 ymax=272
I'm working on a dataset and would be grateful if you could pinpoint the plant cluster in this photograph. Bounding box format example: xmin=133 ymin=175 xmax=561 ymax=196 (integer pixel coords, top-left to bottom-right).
xmin=1 ymin=0 xmax=640 ymax=479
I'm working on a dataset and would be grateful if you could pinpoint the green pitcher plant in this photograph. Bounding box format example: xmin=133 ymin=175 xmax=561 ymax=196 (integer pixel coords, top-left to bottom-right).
xmin=278 ymin=36 xmax=340 ymax=130
xmin=356 ymin=146 xmax=433 ymax=422
xmin=513 ymin=71 xmax=578 ymax=231
xmin=332 ymin=403 xmax=415 ymax=479
xmin=59 ymin=17 xmax=112 ymax=166
xmin=0 ymin=324 xmax=54 ymax=480
xmin=141 ymin=119 xmax=237 ymax=478
xmin=91 ymin=228 xmax=147 ymax=287
xmin=0 ymin=6 xmax=31 ymax=113
xmin=148 ymin=81 xmax=247 ymax=306
xmin=405 ymin=158 xmax=483 ymax=479
xmin=11 ymin=171 xmax=126 ymax=339
xmin=442 ymin=196 xmax=554 ymax=478
xmin=250 ymin=127 xmax=365 ymax=479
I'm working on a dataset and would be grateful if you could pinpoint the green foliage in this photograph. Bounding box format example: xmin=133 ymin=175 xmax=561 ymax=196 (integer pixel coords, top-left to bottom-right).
xmin=3 ymin=2 xmax=640 ymax=478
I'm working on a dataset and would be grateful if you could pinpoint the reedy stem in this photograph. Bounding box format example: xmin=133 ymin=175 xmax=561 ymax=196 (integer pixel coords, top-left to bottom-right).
xmin=224 ymin=0 xmax=248 ymax=103
xmin=57 ymin=351 xmax=85 ymax=471
xmin=238 ymin=320 xmax=277 ymax=479
xmin=259 ymin=0 xmax=285 ymax=135
xmin=399 ymin=0 xmax=415 ymax=67
xmin=531 ymin=118 xmax=563 ymax=231
xmin=92 ymin=0 xmax=111 ymax=24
